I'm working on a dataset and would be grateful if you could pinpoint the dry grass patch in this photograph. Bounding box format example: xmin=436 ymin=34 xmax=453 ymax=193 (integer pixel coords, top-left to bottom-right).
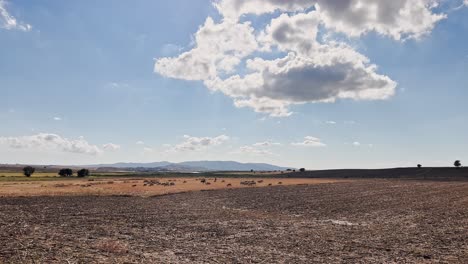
xmin=0 ymin=177 xmax=347 ymax=197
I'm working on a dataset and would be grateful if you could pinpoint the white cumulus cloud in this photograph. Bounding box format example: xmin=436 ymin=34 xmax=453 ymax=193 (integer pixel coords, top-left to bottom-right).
xmin=171 ymin=134 xmax=230 ymax=152
xmin=292 ymin=136 xmax=326 ymax=147
xmin=0 ymin=0 xmax=31 ymax=31
xmin=215 ymin=0 xmax=445 ymax=40
xmin=156 ymin=0 xmax=444 ymax=116
xmin=0 ymin=133 xmax=102 ymax=155
xmin=316 ymin=0 xmax=445 ymax=41
xmin=155 ymin=17 xmax=258 ymax=81
xmin=214 ymin=0 xmax=311 ymax=21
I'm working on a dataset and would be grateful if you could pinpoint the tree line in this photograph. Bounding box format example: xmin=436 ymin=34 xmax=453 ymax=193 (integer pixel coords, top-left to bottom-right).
xmin=22 ymin=166 xmax=90 ymax=178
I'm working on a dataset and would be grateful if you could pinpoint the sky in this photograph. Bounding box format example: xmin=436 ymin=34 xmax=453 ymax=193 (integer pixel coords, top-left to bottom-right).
xmin=0 ymin=0 xmax=467 ymax=169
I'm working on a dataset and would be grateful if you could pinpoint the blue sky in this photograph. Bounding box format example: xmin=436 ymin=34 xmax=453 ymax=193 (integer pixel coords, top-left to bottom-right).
xmin=0 ymin=0 xmax=467 ymax=169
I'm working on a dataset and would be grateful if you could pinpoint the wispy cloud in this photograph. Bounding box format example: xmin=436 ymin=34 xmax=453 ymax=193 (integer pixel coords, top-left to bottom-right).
xmin=160 ymin=43 xmax=183 ymax=56
xmin=252 ymin=141 xmax=281 ymax=147
xmin=102 ymin=143 xmax=121 ymax=151
xmin=347 ymin=141 xmax=373 ymax=148
xmin=0 ymin=0 xmax=31 ymax=31
xmin=454 ymin=0 xmax=468 ymax=10
xmin=238 ymin=146 xmax=273 ymax=155
xmin=234 ymin=140 xmax=280 ymax=155
xmin=143 ymin=147 xmax=154 ymax=154
xmin=291 ymin=136 xmax=326 ymax=147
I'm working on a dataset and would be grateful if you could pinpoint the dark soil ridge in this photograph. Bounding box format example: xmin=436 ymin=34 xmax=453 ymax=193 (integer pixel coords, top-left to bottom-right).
xmin=284 ymin=167 xmax=468 ymax=179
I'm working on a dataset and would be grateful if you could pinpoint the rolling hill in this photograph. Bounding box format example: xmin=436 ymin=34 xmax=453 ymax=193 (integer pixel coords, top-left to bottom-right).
xmin=88 ymin=161 xmax=290 ymax=172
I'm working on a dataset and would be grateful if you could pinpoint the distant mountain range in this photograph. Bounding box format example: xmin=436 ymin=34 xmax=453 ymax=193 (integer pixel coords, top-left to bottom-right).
xmin=88 ymin=161 xmax=291 ymax=172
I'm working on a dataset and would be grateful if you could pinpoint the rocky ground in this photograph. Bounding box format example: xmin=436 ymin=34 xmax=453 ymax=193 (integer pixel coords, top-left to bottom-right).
xmin=0 ymin=179 xmax=467 ymax=263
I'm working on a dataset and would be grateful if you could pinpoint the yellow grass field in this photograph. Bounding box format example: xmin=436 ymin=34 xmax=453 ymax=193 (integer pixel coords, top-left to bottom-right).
xmin=0 ymin=177 xmax=346 ymax=197
xmin=0 ymin=172 xmax=59 ymax=177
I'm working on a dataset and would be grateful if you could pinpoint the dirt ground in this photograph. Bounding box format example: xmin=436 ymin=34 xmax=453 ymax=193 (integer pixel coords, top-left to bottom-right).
xmin=0 ymin=177 xmax=342 ymax=197
xmin=0 ymin=179 xmax=467 ymax=263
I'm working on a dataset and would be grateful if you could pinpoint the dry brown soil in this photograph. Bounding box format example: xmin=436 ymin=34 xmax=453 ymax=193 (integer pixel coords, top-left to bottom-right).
xmin=0 ymin=179 xmax=467 ymax=263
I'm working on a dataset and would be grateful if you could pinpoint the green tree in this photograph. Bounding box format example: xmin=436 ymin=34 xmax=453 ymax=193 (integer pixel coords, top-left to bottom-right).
xmin=454 ymin=160 xmax=462 ymax=169
xmin=58 ymin=168 xmax=73 ymax=177
xmin=23 ymin=166 xmax=35 ymax=177
xmin=77 ymin=169 xmax=90 ymax=177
